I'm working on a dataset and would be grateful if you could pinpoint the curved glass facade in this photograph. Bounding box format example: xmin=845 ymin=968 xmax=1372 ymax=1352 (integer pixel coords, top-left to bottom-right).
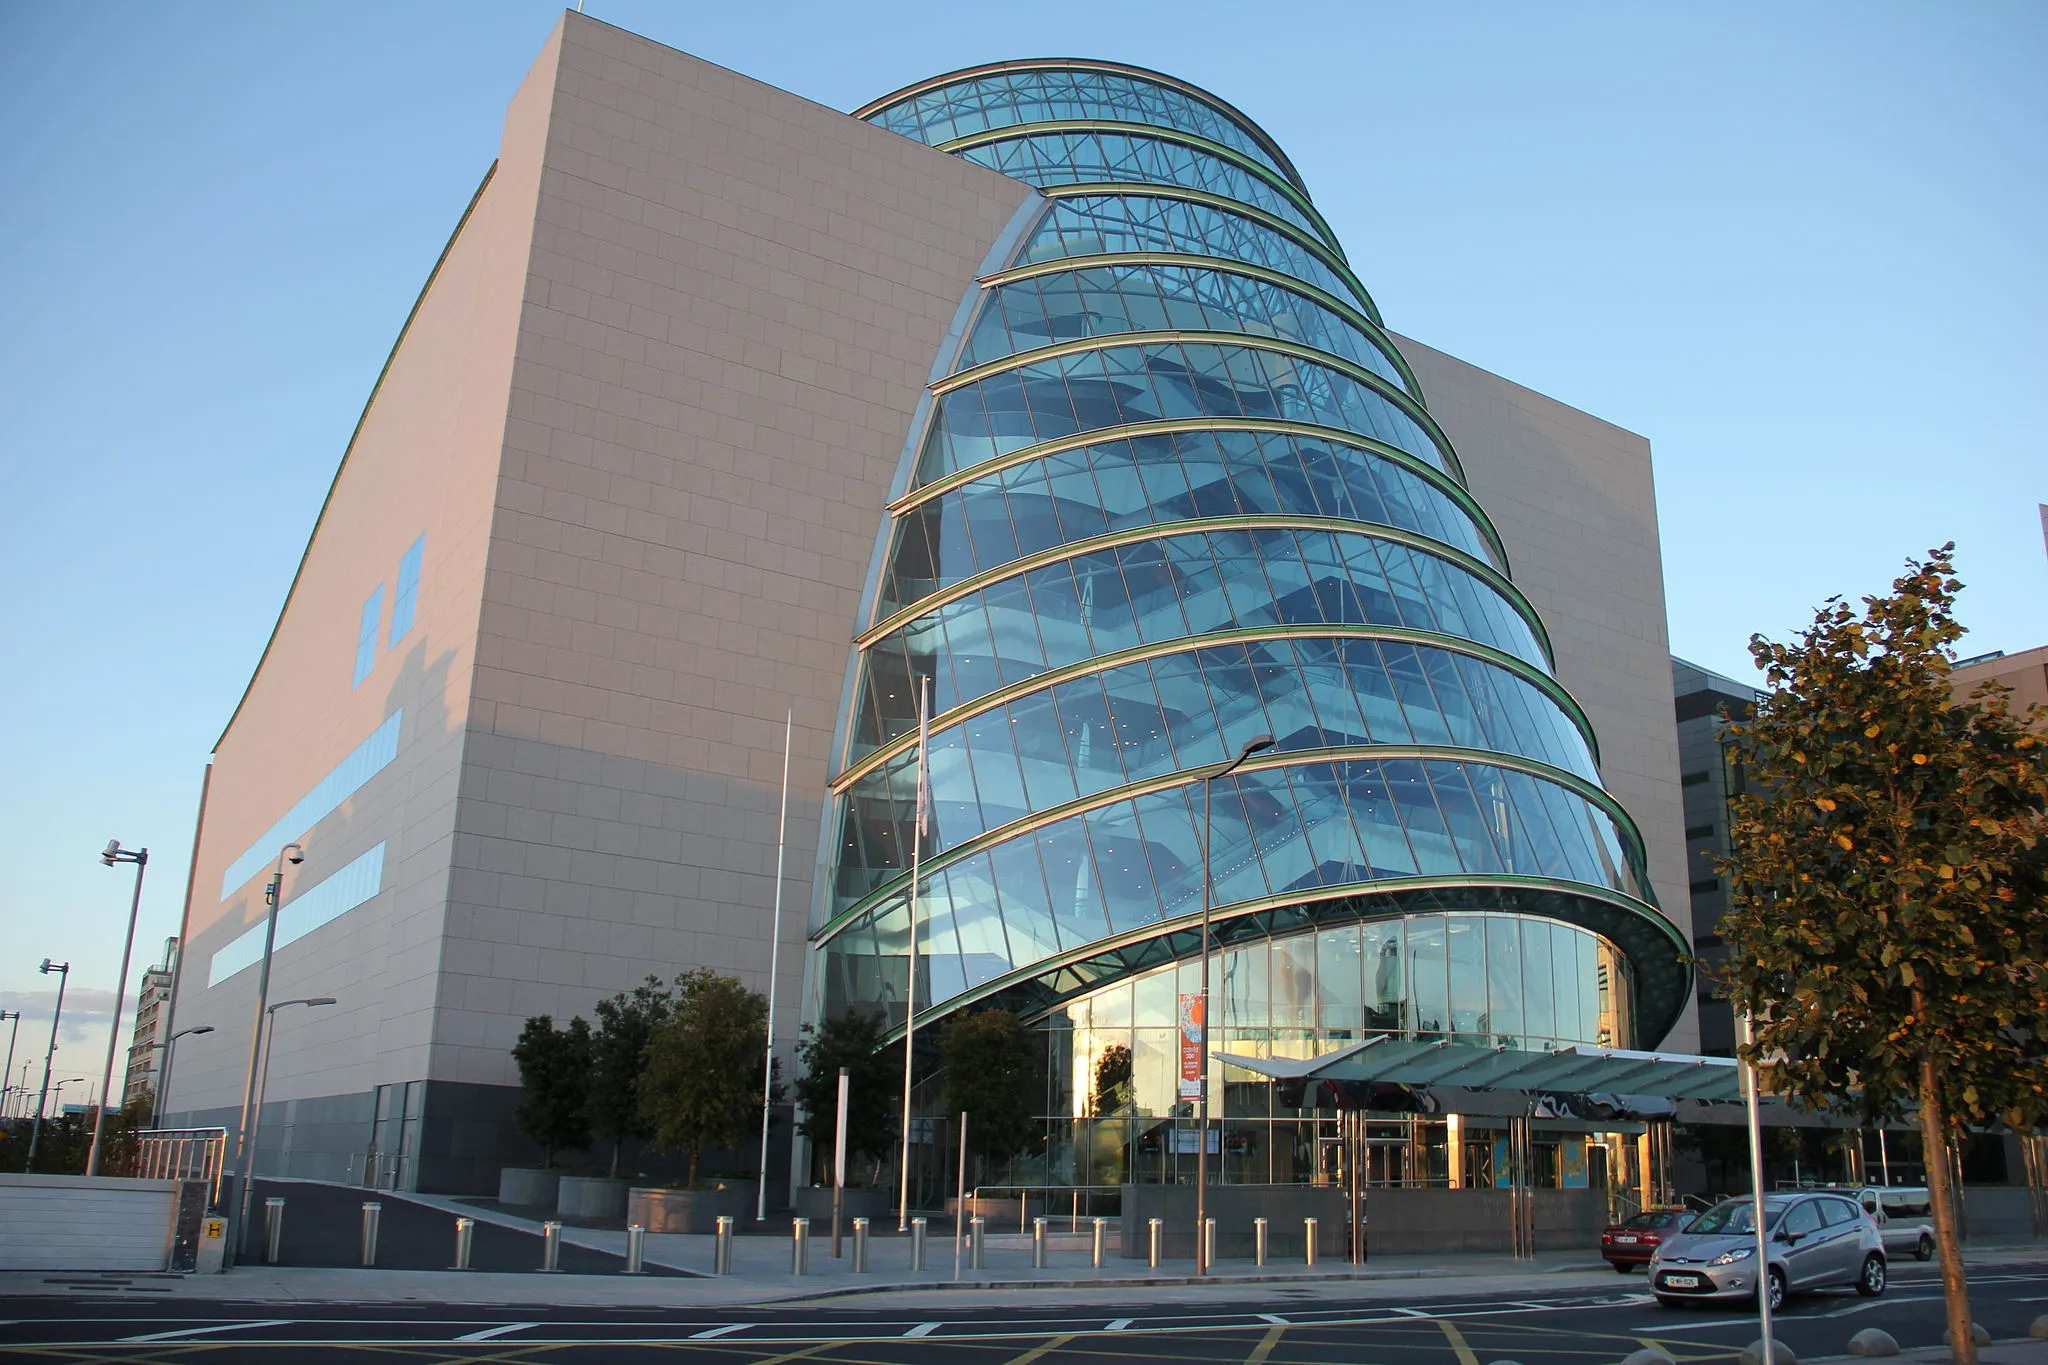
xmin=1022 ymin=194 xmax=1374 ymax=319
xmin=961 ymin=262 xmax=1406 ymax=388
xmin=822 ymin=60 xmax=1685 ymax=1080
xmin=878 ymin=428 xmax=1499 ymax=620
xmin=917 ymin=339 xmax=1451 ymax=484
xmin=852 ymin=525 xmax=1551 ymax=754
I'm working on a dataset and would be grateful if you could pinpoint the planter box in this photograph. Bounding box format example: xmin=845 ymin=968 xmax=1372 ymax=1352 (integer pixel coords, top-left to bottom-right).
xmin=497 ymin=1167 xmax=561 ymax=1208
xmin=791 ymin=1185 xmax=892 ymax=1224
xmin=628 ymin=1180 xmax=759 ymax=1234
xmin=557 ymin=1176 xmax=628 ymax=1221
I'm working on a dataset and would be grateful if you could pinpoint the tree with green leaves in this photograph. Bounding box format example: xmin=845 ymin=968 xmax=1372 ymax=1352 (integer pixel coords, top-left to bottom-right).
xmin=588 ymin=976 xmax=673 ymax=1178
xmin=939 ymin=1009 xmax=1045 ymax=1164
xmin=1715 ymin=545 xmax=2048 ymax=1360
xmin=511 ymin=1014 xmax=594 ymax=1166
xmin=640 ymin=969 xmax=771 ymax=1186
xmin=793 ymin=1011 xmax=900 ymax=1185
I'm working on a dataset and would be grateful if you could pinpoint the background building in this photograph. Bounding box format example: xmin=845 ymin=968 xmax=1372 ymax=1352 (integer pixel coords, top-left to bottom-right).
xmin=121 ymin=937 xmax=179 ymax=1110
xmin=163 ymin=14 xmax=1688 ymax=1194
xmin=1668 ymin=658 xmax=1763 ymax=1058
xmin=1952 ymin=645 xmax=2048 ymax=720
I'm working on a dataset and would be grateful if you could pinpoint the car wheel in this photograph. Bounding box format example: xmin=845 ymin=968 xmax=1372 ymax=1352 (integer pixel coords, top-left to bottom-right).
xmin=1915 ymin=1234 xmax=1935 ymax=1262
xmin=1857 ymin=1253 xmax=1886 ymax=1297
xmin=1613 ymin=1261 xmax=1635 ymax=1274
xmin=1765 ymin=1266 xmax=1787 ymax=1312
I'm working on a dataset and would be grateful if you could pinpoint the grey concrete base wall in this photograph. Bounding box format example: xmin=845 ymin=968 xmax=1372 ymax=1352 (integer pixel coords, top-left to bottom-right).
xmin=166 ymin=1094 xmax=374 ymax=1185
xmin=1363 ymin=1186 xmax=1609 ymax=1254
xmin=1120 ymin=1184 xmax=1348 ymax=1260
xmin=1963 ymin=1186 xmax=2047 ymax=1240
xmin=0 ymin=1174 xmax=181 ymax=1271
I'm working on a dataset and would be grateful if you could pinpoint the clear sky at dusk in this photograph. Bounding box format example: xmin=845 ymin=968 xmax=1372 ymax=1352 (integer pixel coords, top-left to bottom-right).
xmin=1 ymin=1 xmax=2041 ymax=1101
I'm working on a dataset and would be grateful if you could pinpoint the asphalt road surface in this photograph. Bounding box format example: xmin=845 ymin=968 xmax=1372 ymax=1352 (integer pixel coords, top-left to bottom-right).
xmin=3 ymin=1260 xmax=2044 ymax=1362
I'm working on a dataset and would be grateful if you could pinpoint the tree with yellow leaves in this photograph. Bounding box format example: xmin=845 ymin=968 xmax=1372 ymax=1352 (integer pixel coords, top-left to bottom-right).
xmin=1716 ymin=544 xmax=2048 ymax=1360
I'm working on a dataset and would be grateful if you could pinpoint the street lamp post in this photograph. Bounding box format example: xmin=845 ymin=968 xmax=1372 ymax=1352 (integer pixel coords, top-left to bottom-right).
xmin=233 ymin=997 xmax=334 ymax=1260
xmin=24 ymin=959 xmax=71 ymax=1173
xmin=0 ymin=1011 xmax=20 ymax=1121
xmin=228 ymin=842 xmax=303 ymax=1265
xmin=1194 ymin=734 xmax=1274 ymax=1276
xmin=87 ymin=841 xmax=150 ymax=1176
xmin=149 ymin=1024 xmax=215 ymax=1127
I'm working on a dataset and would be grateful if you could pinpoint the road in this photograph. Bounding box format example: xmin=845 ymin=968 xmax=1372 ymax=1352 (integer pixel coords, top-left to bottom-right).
xmin=2 ymin=1260 xmax=2044 ymax=1362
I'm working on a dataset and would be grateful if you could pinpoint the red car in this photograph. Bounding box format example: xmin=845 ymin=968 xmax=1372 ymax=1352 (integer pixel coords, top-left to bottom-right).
xmin=1600 ymin=1208 xmax=1687 ymax=1272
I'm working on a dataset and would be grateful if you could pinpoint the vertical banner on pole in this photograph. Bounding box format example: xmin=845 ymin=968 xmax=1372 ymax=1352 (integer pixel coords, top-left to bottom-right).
xmin=1176 ymin=993 xmax=1204 ymax=1100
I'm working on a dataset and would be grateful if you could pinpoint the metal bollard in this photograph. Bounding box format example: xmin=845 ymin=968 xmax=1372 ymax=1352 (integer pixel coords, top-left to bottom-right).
xmin=1032 ymin=1216 xmax=1048 ymax=1269
xmin=1254 ymin=1216 xmax=1269 ymax=1267
xmin=1091 ymin=1217 xmax=1106 ymax=1268
xmin=969 ymin=1215 xmax=985 ymax=1270
xmin=263 ymin=1197 xmax=286 ymax=1264
xmin=540 ymin=1221 xmax=562 ymax=1273
xmin=910 ymin=1216 xmax=927 ymax=1272
xmin=852 ymin=1218 xmax=869 ymax=1273
xmin=1148 ymin=1217 xmax=1162 ymax=1268
xmin=453 ymin=1216 xmax=474 ymax=1271
xmin=1202 ymin=1217 xmax=1216 ymax=1270
xmin=1303 ymin=1216 xmax=1317 ymax=1267
xmin=714 ymin=1215 xmax=734 ymax=1275
xmin=791 ymin=1217 xmax=810 ymax=1275
xmin=360 ymin=1202 xmax=382 ymax=1267
xmin=624 ymin=1224 xmax=646 ymax=1275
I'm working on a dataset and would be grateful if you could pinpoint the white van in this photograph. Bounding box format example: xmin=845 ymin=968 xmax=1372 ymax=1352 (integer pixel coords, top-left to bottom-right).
xmin=1857 ymin=1187 xmax=1936 ymax=1261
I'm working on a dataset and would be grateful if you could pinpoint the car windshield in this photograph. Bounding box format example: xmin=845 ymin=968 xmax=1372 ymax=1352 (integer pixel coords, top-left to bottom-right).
xmin=1623 ymin=1212 xmax=1673 ymax=1229
xmin=1685 ymin=1201 xmax=1782 ymax=1235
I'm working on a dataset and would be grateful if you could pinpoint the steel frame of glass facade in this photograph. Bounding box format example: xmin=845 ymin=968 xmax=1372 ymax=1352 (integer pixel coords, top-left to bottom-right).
xmin=816 ymin=59 xmax=1688 ymax=1110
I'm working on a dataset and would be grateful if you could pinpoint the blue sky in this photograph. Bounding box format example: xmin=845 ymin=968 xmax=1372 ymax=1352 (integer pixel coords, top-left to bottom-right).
xmin=1 ymin=1 xmax=2041 ymax=1093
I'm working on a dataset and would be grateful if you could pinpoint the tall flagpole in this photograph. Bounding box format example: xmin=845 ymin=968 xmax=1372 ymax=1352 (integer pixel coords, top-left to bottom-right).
xmin=756 ymin=711 xmax=792 ymax=1222
xmin=897 ymin=676 xmax=930 ymax=1231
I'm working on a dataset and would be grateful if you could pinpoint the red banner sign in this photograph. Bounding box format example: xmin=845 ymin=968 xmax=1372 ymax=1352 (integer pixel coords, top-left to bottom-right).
xmin=1178 ymin=992 xmax=1205 ymax=1100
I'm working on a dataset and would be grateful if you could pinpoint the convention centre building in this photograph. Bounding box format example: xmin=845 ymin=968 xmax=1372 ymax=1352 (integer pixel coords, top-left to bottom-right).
xmin=161 ymin=12 xmax=1692 ymax=1197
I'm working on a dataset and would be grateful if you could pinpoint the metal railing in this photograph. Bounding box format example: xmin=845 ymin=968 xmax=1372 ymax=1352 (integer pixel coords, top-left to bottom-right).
xmin=966 ymin=1184 xmax=1124 ymax=1232
xmin=133 ymin=1128 xmax=228 ymax=1206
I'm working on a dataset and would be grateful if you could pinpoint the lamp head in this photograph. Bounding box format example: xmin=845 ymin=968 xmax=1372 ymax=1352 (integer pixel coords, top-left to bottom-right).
xmin=306 ymin=997 xmax=337 ymax=1007
xmin=101 ymin=839 xmax=122 ymax=866
xmin=182 ymin=1025 xmax=216 ymax=1038
xmin=1242 ymin=734 xmax=1277 ymax=757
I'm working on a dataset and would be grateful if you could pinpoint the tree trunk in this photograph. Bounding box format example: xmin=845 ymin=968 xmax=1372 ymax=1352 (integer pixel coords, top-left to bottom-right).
xmin=688 ymin=1146 xmax=700 ymax=1188
xmin=609 ymin=1141 xmax=620 ymax=1180
xmin=1916 ymin=1032 xmax=1975 ymax=1364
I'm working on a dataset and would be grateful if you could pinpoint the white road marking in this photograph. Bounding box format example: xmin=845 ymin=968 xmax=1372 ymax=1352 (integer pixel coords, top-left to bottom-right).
xmin=1256 ymin=1313 xmax=1290 ymax=1325
xmin=688 ymin=1323 xmax=752 ymax=1339
xmin=904 ymin=1323 xmax=943 ymax=1337
xmin=120 ymin=1320 xmax=290 ymax=1344
xmin=452 ymin=1323 xmax=539 ymax=1342
xmin=1105 ymin=1318 xmax=1132 ymax=1330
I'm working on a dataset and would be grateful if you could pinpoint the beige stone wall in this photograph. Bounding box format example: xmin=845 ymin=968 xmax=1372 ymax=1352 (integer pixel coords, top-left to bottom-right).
xmin=1391 ymin=335 xmax=1697 ymax=1051
xmin=168 ymin=33 xmax=567 ymax=1115
xmin=434 ymin=15 xmax=1035 ymax=1085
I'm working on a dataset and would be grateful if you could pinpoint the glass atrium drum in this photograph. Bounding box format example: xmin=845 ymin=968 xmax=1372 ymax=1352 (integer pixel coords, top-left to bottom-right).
xmin=810 ymin=61 xmax=1687 ymax=1149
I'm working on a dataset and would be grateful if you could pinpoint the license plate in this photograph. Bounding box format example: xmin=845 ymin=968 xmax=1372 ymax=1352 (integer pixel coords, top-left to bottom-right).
xmin=1663 ymin=1274 xmax=1701 ymax=1288
xmin=1616 ymin=1235 xmax=1638 ymax=1243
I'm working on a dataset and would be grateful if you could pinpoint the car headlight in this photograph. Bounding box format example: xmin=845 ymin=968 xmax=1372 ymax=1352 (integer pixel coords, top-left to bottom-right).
xmin=1709 ymin=1247 xmax=1756 ymax=1266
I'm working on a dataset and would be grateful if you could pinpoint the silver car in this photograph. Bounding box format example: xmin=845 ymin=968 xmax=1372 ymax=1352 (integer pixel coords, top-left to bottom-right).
xmin=1857 ymin=1186 xmax=1937 ymax=1261
xmin=1650 ymin=1192 xmax=1887 ymax=1310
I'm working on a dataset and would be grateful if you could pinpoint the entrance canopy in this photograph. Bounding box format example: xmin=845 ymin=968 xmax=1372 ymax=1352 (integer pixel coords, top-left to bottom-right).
xmin=1214 ymin=1035 xmax=1745 ymax=1103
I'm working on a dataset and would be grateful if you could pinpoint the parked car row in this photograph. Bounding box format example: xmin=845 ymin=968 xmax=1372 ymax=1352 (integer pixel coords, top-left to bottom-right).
xmin=1597 ymin=1186 xmax=1935 ymax=1311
